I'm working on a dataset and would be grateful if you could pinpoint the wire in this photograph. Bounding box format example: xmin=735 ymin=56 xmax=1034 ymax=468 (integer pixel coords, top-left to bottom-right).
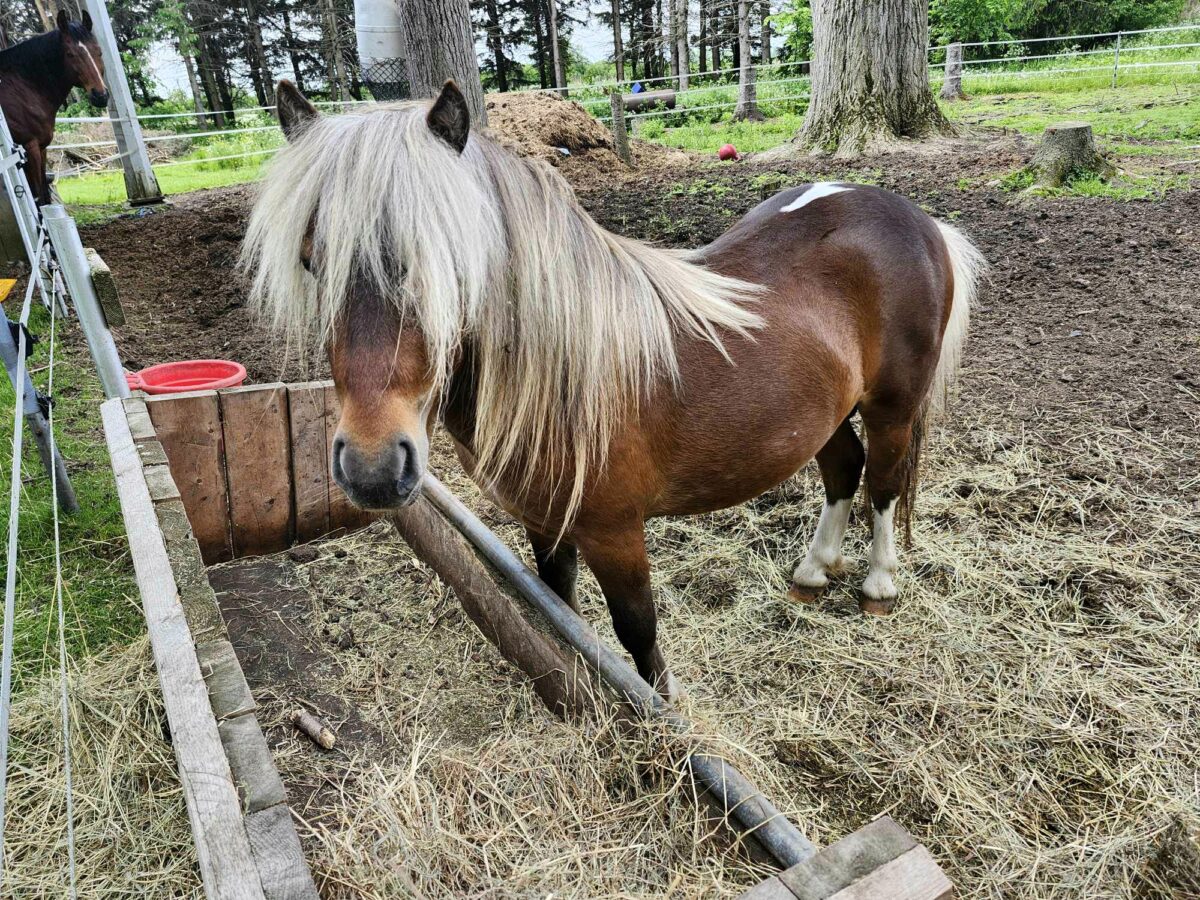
xmin=46 ymin=257 xmax=77 ymax=899
xmin=0 ymin=234 xmax=46 ymax=890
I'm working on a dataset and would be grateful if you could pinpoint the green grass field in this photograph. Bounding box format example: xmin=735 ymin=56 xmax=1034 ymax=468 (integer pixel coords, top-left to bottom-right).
xmin=0 ymin=300 xmax=142 ymax=689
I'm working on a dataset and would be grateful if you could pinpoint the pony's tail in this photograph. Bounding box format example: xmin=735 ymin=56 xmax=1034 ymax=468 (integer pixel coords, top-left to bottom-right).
xmin=928 ymin=220 xmax=986 ymax=418
xmin=894 ymin=220 xmax=987 ymax=542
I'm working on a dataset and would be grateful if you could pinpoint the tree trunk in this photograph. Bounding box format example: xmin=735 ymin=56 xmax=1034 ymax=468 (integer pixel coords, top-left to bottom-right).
xmin=195 ymin=34 xmax=227 ymax=127
xmin=547 ymin=0 xmax=567 ymax=94
xmin=732 ymin=0 xmax=760 ymax=120
xmin=397 ymin=0 xmax=487 ymax=125
xmin=641 ymin=0 xmax=654 ymax=79
xmin=180 ymin=49 xmax=207 ymax=129
xmin=31 ymin=0 xmax=52 ymax=31
xmin=322 ymin=0 xmax=350 ymax=101
xmin=282 ymin=6 xmax=306 ymax=93
xmin=668 ymin=0 xmax=680 ymax=79
xmin=245 ymin=0 xmax=274 ymax=107
xmin=798 ymin=0 xmax=949 ymax=157
xmin=484 ymin=0 xmax=510 ymax=92
xmin=611 ymin=0 xmax=625 ymax=82
xmin=675 ymin=0 xmax=689 ymax=89
xmin=698 ymin=0 xmax=708 ymax=73
xmin=760 ymin=0 xmax=771 ymax=64
xmin=531 ymin=0 xmax=548 ymax=87
xmin=705 ymin=0 xmax=715 ymax=70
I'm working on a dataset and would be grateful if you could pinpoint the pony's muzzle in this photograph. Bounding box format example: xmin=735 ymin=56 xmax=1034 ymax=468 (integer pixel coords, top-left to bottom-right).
xmin=88 ymin=89 xmax=109 ymax=108
xmin=331 ymin=433 xmax=423 ymax=510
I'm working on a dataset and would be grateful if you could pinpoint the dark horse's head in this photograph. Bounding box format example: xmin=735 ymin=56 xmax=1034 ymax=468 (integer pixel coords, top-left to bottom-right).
xmin=56 ymin=10 xmax=108 ymax=108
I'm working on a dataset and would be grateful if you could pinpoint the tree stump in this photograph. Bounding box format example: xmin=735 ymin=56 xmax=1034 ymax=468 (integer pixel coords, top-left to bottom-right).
xmin=1031 ymin=122 xmax=1114 ymax=188
xmin=940 ymin=42 xmax=966 ymax=101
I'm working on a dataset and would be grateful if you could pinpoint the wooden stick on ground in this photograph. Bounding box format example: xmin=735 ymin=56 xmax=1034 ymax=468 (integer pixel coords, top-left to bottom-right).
xmin=290 ymin=708 xmax=336 ymax=750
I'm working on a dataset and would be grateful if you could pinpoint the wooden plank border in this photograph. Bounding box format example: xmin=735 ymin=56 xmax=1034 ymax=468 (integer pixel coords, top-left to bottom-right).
xmin=104 ymin=397 xmax=318 ymax=900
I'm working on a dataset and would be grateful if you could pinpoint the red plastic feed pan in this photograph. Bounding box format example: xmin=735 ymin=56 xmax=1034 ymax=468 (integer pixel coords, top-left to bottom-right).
xmin=125 ymin=360 xmax=247 ymax=395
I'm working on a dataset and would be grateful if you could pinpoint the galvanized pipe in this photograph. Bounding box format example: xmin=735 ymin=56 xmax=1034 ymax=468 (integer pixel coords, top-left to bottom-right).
xmin=41 ymin=205 xmax=130 ymax=399
xmin=422 ymin=475 xmax=818 ymax=868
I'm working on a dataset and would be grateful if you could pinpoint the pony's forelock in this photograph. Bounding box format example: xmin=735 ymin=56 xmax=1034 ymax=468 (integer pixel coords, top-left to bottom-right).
xmin=241 ymin=101 xmax=764 ymax=531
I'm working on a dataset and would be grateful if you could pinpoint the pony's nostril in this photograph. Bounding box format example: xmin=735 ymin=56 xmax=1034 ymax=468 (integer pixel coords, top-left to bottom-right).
xmin=331 ymin=436 xmax=348 ymax=482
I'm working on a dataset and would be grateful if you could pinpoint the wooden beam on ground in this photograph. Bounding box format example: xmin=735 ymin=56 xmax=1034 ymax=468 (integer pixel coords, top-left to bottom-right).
xmin=102 ymin=398 xmax=266 ymax=900
xmin=740 ymin=817 xmax=953 ymax=900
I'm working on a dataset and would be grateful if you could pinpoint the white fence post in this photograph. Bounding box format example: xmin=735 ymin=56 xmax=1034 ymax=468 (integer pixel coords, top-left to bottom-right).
xmin=1112 ymin=32 xmax=1122 ymax=88
xmin=82 ymin=0 xmax=163 ymax=206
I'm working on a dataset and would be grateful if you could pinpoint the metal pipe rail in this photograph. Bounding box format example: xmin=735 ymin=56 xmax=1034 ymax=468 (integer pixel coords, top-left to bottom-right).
xmin=421 ymin=475 xmax=819 ymax=869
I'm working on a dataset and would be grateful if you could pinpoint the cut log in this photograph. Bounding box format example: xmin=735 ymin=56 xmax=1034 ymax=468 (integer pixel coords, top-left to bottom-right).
xmin=939 ymin=43 xmax=965 ymax=102
xmin=1031 ymin=122 xmax=1114 ymax=188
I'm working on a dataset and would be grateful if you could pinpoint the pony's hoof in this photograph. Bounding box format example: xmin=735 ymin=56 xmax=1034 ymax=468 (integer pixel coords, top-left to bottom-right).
xmin=787 ymin=582 xmax=822 ymax=604
xmin=859 ymin=596 xmax=896 ymax=616
xmin=656 ymin=670 xmax=688 ymax=705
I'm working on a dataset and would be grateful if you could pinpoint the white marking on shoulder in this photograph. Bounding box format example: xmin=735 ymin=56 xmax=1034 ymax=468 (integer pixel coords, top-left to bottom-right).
xmin=779 ymin=182 xmax=853 ymax=213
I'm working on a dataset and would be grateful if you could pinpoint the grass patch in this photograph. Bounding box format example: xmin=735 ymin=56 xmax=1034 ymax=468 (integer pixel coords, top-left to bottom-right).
xmin=0 ymin=301 xmax=142 ymax=690
xmin=945 ymin=82 xmax=1200 ymax=144
xmin=640 ymin=112 xmax=805 ymax=155
xmin=996 ymin=165 xmax=1191 ymax=200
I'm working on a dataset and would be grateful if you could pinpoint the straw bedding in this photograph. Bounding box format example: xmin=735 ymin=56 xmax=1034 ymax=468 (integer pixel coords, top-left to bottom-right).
xmin=229 ymin=396 xmax=1198 ymax=898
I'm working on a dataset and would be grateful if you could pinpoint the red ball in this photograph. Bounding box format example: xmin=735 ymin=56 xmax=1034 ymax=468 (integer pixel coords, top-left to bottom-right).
xmin=718 ymin=143 xmax=739 ymax=161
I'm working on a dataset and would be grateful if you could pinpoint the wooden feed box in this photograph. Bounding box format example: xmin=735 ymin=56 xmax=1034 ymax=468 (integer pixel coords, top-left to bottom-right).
xmin=102 ymin=381 xmax=378 ymax=900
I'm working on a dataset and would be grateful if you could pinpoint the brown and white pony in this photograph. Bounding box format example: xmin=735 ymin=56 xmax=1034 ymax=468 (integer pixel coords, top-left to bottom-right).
xmin=243 ymin=81 xmax=985 ymax=700
xmin=0 ymin=11 xmax=108 ymax=204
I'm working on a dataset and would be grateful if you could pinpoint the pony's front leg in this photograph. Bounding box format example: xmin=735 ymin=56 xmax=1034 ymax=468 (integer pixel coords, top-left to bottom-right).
xmin=23 ymin=142 xmax=49 ymax=205
xmin=577 ymin=524 xmax=681 ymax=703
xmin=526 ymin=528 xmax=580 ymax=614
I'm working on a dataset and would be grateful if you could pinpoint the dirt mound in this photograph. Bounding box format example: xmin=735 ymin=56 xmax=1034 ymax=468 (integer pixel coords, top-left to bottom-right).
xmin=484 ymin=90 xmax=687 ymax=185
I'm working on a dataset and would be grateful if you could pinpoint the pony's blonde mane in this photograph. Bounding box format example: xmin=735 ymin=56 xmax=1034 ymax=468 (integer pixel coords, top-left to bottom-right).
xmin=241 ymin=100 xmax=764 ymax=528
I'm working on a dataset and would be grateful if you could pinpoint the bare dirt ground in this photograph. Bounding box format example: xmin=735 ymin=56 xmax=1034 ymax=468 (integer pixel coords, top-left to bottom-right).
xmin=80 ymin=135 xmax=1200 ymax=898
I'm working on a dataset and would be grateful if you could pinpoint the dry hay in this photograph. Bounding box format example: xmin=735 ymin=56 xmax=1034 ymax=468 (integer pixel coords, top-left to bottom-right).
xmin=485 ymin=91 xmax=688 ymax=185
xmin=247 ymin=400 xmax=1200 ymax=898
xmin=3 ymin=636 xmax=200 ymax=896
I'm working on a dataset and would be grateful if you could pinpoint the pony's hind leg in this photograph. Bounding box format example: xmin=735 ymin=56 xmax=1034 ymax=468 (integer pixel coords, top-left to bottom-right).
xmin=527 ymin=528 xmax=580 ymax=613
xmin=860 ymin=419 xmax=916 ymax=615
xmin=790 ymin=417 xmax=864 ymax=603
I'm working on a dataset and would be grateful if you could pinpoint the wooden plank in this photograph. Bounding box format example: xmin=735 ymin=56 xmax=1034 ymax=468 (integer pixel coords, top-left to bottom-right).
xmin=826 ymin=847 xmax=953 ymax=900
xmin=218 ymin=713 xmax=288 ymax=815
xmin=323 ymin=383 xmax=375 ymax=533
xmin=220 ymin=384 xmax=294 ymax=558
xmin=285 ymin=383 xmax=330 ymax=544
xmin=102 ymin=399 xmax=266 ymax=900
xmin=740 ymin=877 xmax=798 ymax=900
xmin=146 ymin=390 xmax=232 ymax=563
xmin=244 ymin=804 xmax=320 ymax=900
xmin=778 ymin=817 xmax=916 ymax=900
xmin=197 ymin=640 xmax=256 ymax=721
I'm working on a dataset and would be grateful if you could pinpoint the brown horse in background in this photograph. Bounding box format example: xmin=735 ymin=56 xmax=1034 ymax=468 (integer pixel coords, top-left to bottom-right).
xmin=243 ymin=81 xmax=986 ymax=701
xmin=0 ymin=11 xmax=108 ymax=204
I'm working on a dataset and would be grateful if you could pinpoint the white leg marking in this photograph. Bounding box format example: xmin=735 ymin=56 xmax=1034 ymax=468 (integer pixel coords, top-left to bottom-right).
xmin=863 ymin=499 xmax=899 ymax=601
xmin=793 ymin=498 xmax=853 ymax=589
xmin=779 ymin=182 xmax=854 ymax=213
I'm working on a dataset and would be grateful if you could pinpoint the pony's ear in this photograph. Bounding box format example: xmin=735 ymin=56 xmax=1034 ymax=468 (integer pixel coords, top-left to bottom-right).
xmin=56 ymin=10 xmax=70 ymax=35
xmin=81 ymin=10 xmax=93 ymax=32
xmin=426 ymin=81 xmax=470 ymax=154
xmin=276 ymin=80 xmax=318 ymax=141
